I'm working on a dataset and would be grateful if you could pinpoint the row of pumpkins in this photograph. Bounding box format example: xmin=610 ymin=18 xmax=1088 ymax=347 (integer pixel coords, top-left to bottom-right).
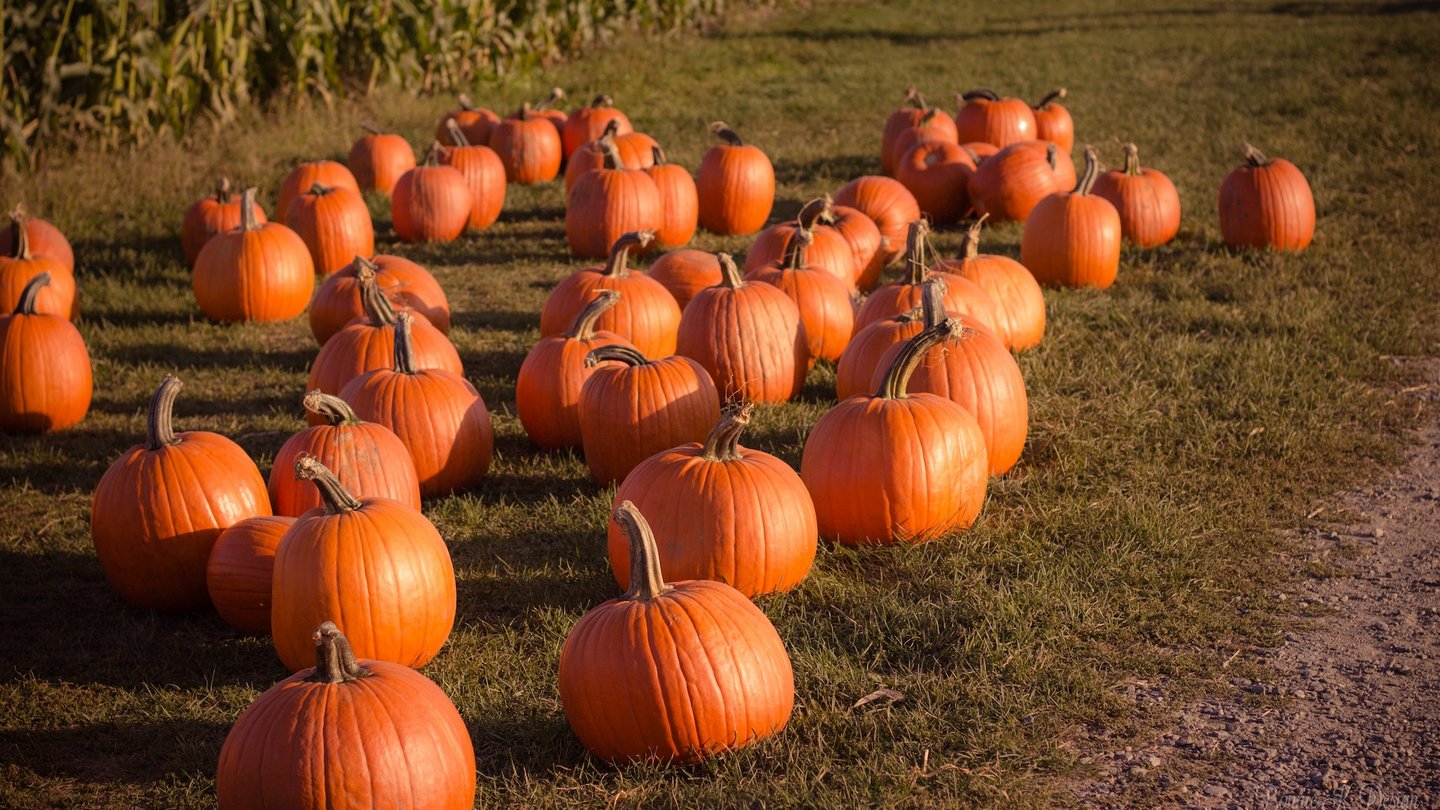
xmin=0 ymin=83 xmax=1317 ymax=807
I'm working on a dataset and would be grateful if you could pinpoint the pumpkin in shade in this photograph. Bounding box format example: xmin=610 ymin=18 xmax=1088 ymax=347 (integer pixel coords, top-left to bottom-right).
xmin=896 ymin=140 xmax=979 ymax=225
xmin=341 ymin=313 xmax=493 ymax=497
xmin=90 ymin=375 xmax=271 ymax=611
xmin=540 ymin=230 xmax=680 ymax=359
xmin=206 ymin=516 xmax=295 ymax=635
xmin=578 ymin=344 xmax=721 ymax=486
xmin=559 ymin=501 xmax=794 ymax=764
xmin=489 ymin=101 xmax=563 ymax=185
xmin=193 ymin=188 xmax=314 ymax=323
xmin=0 ymin=273 xmax=91 ymax=433
xmin=931 ymin=215 xmax=1046 ymax=350
xmin=1022 ymin=146 xmax=1122 ymax=289
xmin=833 ymin=175 xmax=920 ymax=272
xmin=646 ymin=249 xmax=723 ymax=311
xmin=969 ymin=140 xmax=1074 ymax=223
xmin=566 ymin=135 xmax=662 ymax=259
xmin=609 ymin=404 xmax=816 ymax=596
xmin=270 ymin=456 xmax=456 ymax=671
xmin=347 ymin=124 xmax=416 ymax=194
xmin=743 ymin=196 xmax=857 ymax=287
xmin=564 ymin=120 xmax=659 ymax=194
xmin=954 ymin=88 xmax=1037 ymax=148
xmin=563 ymin=93 xmax=633 ymax=160
xmin=800 ymin=319 xmax=988 ymax=545
xmin=436 ymin=120 xmax=507 ymax=231
xmin=833 ymin=300 xmax=924 ymax=401
xmin=392 ymin=144 xmax=473 ymax=243
xmin=696 ymin=122 xmax=775 ymax=236
xmin=853 ymin=220 xmax=1000 ymax=336
xmin=676 ymin=253 xmax=808 ymax=403
xmin=437 ymin=93 xmax=501 ymax=146
xmin=181 ymin=178 xmax=268 ymax=267
xmin=964 ymin=141 xmax=1001 ymax=163
xmin=827 ymin=203 xmax=885 ymax=291
xmin=1218 ymin=141 xmax=1315 ymax=251
xmin=0 ymin=204 xmax=73 ymax=273
xmin=1031 ymin=88 xmax=1074 ymax=153
xmin=275 ymin=161 xmax=360 ymax=225
xmin=1 ymin=210 xmax=75 ymax=320
xmin=285 ymin=182 xmax=375 ymax=276
xmin=217 ymin=621 xmax=476 ymax=809
xmin=745 ymin=228 xmax=856 ymax=364
xmin=517 ymin=290 xmax=636 ymax=449
xmin=647 ymin=147 xmax=699 ymax=248
xmin=881 ymin=86 xmax=958 ymax=177
xmin=269 ymin=391 xmax=422 ymax=516
xmin=309 ymin=255 xmax=451 ymax=345
xmin=1091 ymin=142 xmax=1181 ymax=248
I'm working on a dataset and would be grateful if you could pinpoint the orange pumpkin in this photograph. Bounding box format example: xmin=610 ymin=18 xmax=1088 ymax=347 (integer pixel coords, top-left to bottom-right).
xmin=896 ymin=140 xmax=978 ymax=225
xmin=833 ymin=175 xmax=920 ymax=273
xmin=181 ymin=177 xmax=269 ymax=267
xmin=309 ymin=254 xmax=451 ymax=345
xmin=563 ymin=93 xmax=633 ymax=160
xmin=1022 ymin=146 xmax=1122 ymax=288
xmin=969 ymin=140 xmax=1075 ymax=223
xmin=646 ymin=147 xmax=699 ymax=248
xmin=564 ymin=119 xmax=659 ymax=194
xmin=744 ymin=228 xmax=856 ymax=364
xmin=205 ymin=516 xmax=295 ymax=635
xmin=1218 ymin=141 xmax=1315 ymax=251
xmin=696 ymin=122 xmax=775 ymax=236
xmin=528 ymin=86 xmax=570 ymax=143
xmin=0 ymin=273 xmax=91 ymax=433
xmin=827 ymin=203 xmax=885 ymax=291
xmin=881 ymin=86 xmax=958 ymax=176
xmin=436 ymin=94 xmax=501 ymax=147
xmin=489 ymin=101 xmax=563 ymax=184
xmin=1091 ymin=142 xmax=1181 ymax=248
xmin=0 ymin=204 xmax=73 ymax=273
xmin=954 ymin=88 xmax=1037 ymax=148
xmin=347 ymin=124 xmax=416 ymax=194
xmin=743 ymin=195 xmax=857 ymax=287
xmin=887 ymin=108 xmax=961 ymax=180
xmin=437 ymin=120 xmax=507 ymax=231
xmin=1031 ymin=88 xmax=1074 ymax=153
xmin=566 ymin=135 xmax=663 ymax=259
xmin=853 ymin=220 xmax=1000 ymax=336
xmin=833 ymin=304 xmax=924 ymax=401
xmin=391 ymin=145 xmax=473 ymax=243
xmin=646 ymin=249 xmax=723 ymax=311
xmin=931 ymin=215 xmax=1046 ymax=350
xmin=1 ymin=209 xmax=75 ymax=320
xmin=286 ymin=183 xmax=375 ymax=276
xmin=275 ymin=161 xmax=360 ymax=225
xmin=540 ymin=230 xmax=680 ymax=359
xmin=193 ymin=188 xmax=314 ymax=323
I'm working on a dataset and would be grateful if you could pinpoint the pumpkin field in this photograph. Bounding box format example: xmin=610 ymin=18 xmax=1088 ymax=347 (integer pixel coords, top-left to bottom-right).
xmin=3 ymin=0 xmax=1440 ymax=806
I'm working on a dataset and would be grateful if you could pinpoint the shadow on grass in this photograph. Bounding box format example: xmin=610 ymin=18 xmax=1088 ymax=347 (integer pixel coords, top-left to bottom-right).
xmin=115 ymin=342 xmax=314 ymax=375
xmin=0 ymin=717 xmax=228 ymax=787
xmin=453 ymin=307 xmax=541 ymax=334
xmin=774 ymin=154 xmax=875 ymax=188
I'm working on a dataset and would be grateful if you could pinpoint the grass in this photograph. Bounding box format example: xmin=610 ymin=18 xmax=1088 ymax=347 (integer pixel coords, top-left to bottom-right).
xmin=3 ymin=0 xmax=1440 ymax=806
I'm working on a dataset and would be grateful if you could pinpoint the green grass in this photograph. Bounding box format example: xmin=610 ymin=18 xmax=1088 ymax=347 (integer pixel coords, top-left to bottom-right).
xmin=3 ymin=0 xmax=1440 ymax=806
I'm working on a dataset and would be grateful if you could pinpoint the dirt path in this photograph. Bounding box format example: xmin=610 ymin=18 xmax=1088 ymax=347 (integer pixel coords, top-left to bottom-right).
xmin=1077 ymin=362 xmax=1440 ymax=808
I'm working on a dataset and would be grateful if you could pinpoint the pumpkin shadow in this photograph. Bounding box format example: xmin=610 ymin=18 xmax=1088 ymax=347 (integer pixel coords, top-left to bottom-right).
xmin=116 ymin=342 xmax=315 ymax=376
xmin=452 ymin=307 xmax=541 ymax=334
xmin=772 ymin=153 xmax=876 ymax=188
xmin=0 ymin=717 xmax=229 ymax=788
xmin=469 ymin=712 xmax=591 ymax=779
xmin=0 ymin=425 xmax=138 ymax=492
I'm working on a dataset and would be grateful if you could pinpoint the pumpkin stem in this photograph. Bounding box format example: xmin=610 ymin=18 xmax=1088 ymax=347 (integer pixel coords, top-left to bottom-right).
xmin=1045 ymin=142 xmax=1059 ymax=172
xmin=238 ymin=188 xmax=261 ymax=231
xmin=602 ymin=230 xmax=654 ymax=277
xmin=356 ymin=259 xmax=398 ymax=327
xmin=601 ymin=118 xmax=621 ymax=140
xmin=308 ymin=182 xmax=332 ymax=198
xmin=303 ymin=390 xmax=362 ymax=427
xmin=615 ymin=501 xmax=673 ymax=601
xmin=783 ymin=226 xmax=814 ymax=271
xmin=457 ymin=94 xmax=478 ymax=112
xmin=1240 ymin=141 xmax=1272 ymax=168
xmin=590 ymin=93 xmax=613 ymax=109
xmin=876 ymin=317 xmax=963 ymax=400
xmin=565 ymin=289 xmax=621 ymax=340
xmin=5 ymin=207 xmax=27 ymax=260
xmin=1074 ymin=146 xmax=1101 ymax=195
xmin=716 ymin=252 xmax=744 ymax=289
xmin=534 ymin=87 xmax=565 ymax=112
xmin=445 ymin=118 xmax=472 ymax=148
xmin=360 ymin=121 xmax=384 ymax=135
xmin=960 ymin=214 xmax=989 ymax=260
xmin=920 ymin=275 xmax=948 ymax=328
xmin=145 ymin=375 xmax=184 ymax=450
xmin=515 ymin=102 xmax=533 ymax=121
xmin=700 ymin=402 xmax=755 ymax=462
xmin=585 ymin=343 xmax=651 ymax=368
xmin=14 ymin=272 xmax=50 ymax=315
xmin=392 ymin=312 xmax=420 ymax=374
xmin=1034 ymin=87 xmax=1067 ymax=109
xmin=960 ymin=144 xmax=981 ymax=165
xmin=903 ymin=84 xmax=927 ymax=109
xmin=295 ymin=455 xmax=363 ymax=514
xmin=214 ymin=177 xmax=233 ymax=205
xmin=423 ymin=141 xmax=446 ymax=167
xmin=902 ymin=219 xmax=931 ymax=285
xmin=598 ymin=133 xmax=623 ymax=171
xmin=796 ymin=197 xmax=828 ymax=231
xmin=709 ymin=121 xmax=744 ymax=147
xmin=961 ymin=88 xmax=1000 ymax=102
xmin=651 ymin=145 xmax=667 ymax=166
xmin=815 ymin=193 xmax=838 ymax=225
xmin=308 ymin=621 xmax=372 ymax=683
xmin=1121 ymin=143 xmax=1142 ymax=176
xmin=918 ymin=107 xmax=939 ymax=128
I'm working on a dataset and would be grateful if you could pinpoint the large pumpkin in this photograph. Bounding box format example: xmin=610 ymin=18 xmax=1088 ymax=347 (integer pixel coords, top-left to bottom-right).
xmin=347 ymin=124 xmax=416 ymax=195
xmin=286 ymin=182 xmax=375 ymax=276
xmin=646 ymin=146 xmax=699 ymax=248
xmin=275 ymin=161 xmax=360 ymax=225
xmin=931 ymin=215 xmax=1046 ymax=350
xmin=646 ymin=249 xmax=723 ymax=311
xmin=969 ymin=140 xmax=1075 ymax=224
xmin=833 ymin=176 xmax=920 ymax=272
xmin=181 ymin=177 xmax=268 ymax=267
xmin=954 ymin=88 xmax=1037 ymax=148
xmin=0 ymin=204 xmax=74 ymax=273
xmin=437 ymin=120 xmax=507 ymax=231
xmin=539 ymin=230 xmax=680 ymax=359
xmin=896 ymin=140 xmax=978 ymax=225
xmin=1021 ymin=146 xmax=1122 ymax=288
xmin=744 ymin=228 xmax=856 ymax=364
xmin=436 ymin=94 xmax=501 ymax=146
xmin=562 ymin=93 xmax=633 ymax=160
xmin=1 ymin=209 xmax=75 ymax=320
xmin=1031 ymin=88 xmax=1074 ymax=153
xmin=743 ymin=195 xmax=857 ymax=287
xmin=566 ymin=135 xmax=663 ymax=259
xmin=853 ymin=220 xmax=1000 ymax=336
xmin=0 ymin=272 xmax=91 ymax=433
xmin=1218 ymin=141 xmax=1315 ymax=251
xmin=309 ymin=254 xmax=451 ymax=346
xmin=489 ymin=101 xmax=563 ymax=184
xmin=193 ymin=187 xmax=314 ymax=322
xmin=205 ymin=515 xmax=296 ymax=635
xmin=826 ymin=203 xmax=885 ymax=291
xmin=1091 ymin=142 xmax=1181 ymax=248
xmin=392 ymin=145 xmax=472 ymax=243
xmin=696 ymin=122 xmax=775 ymax=236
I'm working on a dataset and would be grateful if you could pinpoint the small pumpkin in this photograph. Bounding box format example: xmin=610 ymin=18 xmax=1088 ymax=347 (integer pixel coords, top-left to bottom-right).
xmin=744 ymin=228 xmax=856 ymax=364
xmin=895 ymin=140 xmax=979 ymax=225
xmin=437 ymin=120 xmax=507 ymax=231
xmin=833 ymin=304 xmax=924 ymax=401
xmin=696 ymin=122 xmax=775 ymax=236
xmin=1031 ymin=88 xmax=1074 ymax=153
xmin=743 ymin=195 xmax=857 ymax=287
xmin=205 ymin=516 xmax=296 ymax=635
xmin=968 ymin=140 xmax=1075 ymax=223
xmin=181 ymin=178 xmax=269 ymax=267
xmin=489 ymin=101 xmax=563 ymax=185
xmin=566 ymin=135 xmax=663 ymax=259
xmin=1218 ymin=141 xmax=1315 ymax=251
xmin=833 ymin=175 xmax=921 ymax=272
xmin=540 ymin=230 xmax=680 ymax=359
xmin=193 ymin=187 xmax=314 ymax=323
xmin=0 ymin=273 xmax=91 ymax=433
xmin=275 ymin=161 xmax=360 ymax=225
xmin=646 ymin=249 xmax=723 ymax=311
xmin=564 ymin=119 xmax=659 ymax=195
xmin=1021 ymin=146 xmax=1122 ymax=288
xmin=309 ymin=254 xmax=451 ymax=346
xmin=0 ymin=204 xmax=73 ymax=273
xmin=887 ymin=108 xmax=961 ymax=180
xmin=827 ymin=203 xmax=885 ymax=291
xmin=437 ymin=93 xmax=501 ymax=147
xmin=954 ymin=88 xmax=1037 ymax=148
xmin=392 ymin=144 xmax=473 ymax=243
xmin=646 ymin=146 xmax=699 ymax=248
xmin=881 ymin=86 xmax=958 ymax=176
xmin=1091 ymin=142 xmax=1181 ymax=248
xmin=528 ymin=86 xmax=570 ymax=142
xmin=930 ymin=215 xmax=1046 ymax=350
xmin=1 ymin=209 xmax=75 ymax=320
xmin=563 ymin=93 xmax=634 ymax=160
xmin=853 ymin=220 xmax=1000 ymax=336
xmin=286 ymin=182 xmax=376 ymax=276
xmin=347 ymin=124 xmax=416 ymax=194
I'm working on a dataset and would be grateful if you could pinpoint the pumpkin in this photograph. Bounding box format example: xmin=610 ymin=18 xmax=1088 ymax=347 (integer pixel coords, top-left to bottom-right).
xmin=436 ymin=120 xmax=507 ymax=231
xmin=275 ymin=161 xmax=360 ymax=225
xmin=969 ymin=140 xmax=1075 ymax=223
xmin=954 ymin=88 xmax=1037 ymax=148
xmin=517 ymin=290 xmax=636 ymax=449
xmin=437 ymin=93 xmax=501 ymax=147
xmin=540 ymin=230 xmax=680 ymax=359
xmin=578 ymin=344 xmax=721 ymax=486
xmin=347 ymin=124 xmax=416 ymax=194
xmin=881 ymin=86 xmax=958 ymax=176
xmin=489 ymin=101 xmax=563 ymax=185
xmin=1218 ymin=141 xmax=1315 ymax=251
xmin=646 ymin=147 xmax=699 ymax=248
xmin=931 ymin=215 xmax=1046 ymax=350
xmin=833 ymin=175 xmax=920 ymax=272
xmin=0 ymin=272 xmax=91 ymax=433
xmin=528 ymin=86 xmax=570 ymax=141
xmin=800 ymin=318 xmax=988 ymax=545
xmin=559 ymin=501 xmax=794 ymax=764
xmin=1 ymin=209 xmax=75 ymax=320
xmin=676 ymin=253 xmax=808 ymax=403
xmin=286 ymin=182 xmax=375 ymax=276
xmin=205 ymin=516 xmax=295 ymax=635
xmin=853 ymin=220 xmax=1000 ymax=336
xmin=392 ymin=145 xmax=473 ymax=243
xmin=270 ymin=456 xmax=456 ymax=671
xmin=745 ymin=228 xmax=856 ymax=364
xmin=269 ymin=391 xmax=422 ymax=516
xmin=646 ymin=249 xmax=723 ymax=311
xmin=827 ymin=203 xmax=885 ymax=291
xmin=608 ymin=403 xmax=816 ymax=597
xmin=1031 ymin=88 xmax=1074 ymax=153
xmin=1091 ymin=142 xmax=1181 ymax=248
xmin=193 ymin=188 xmax=314 ymax=322
xmin=0 ymin=204 xmax=73 ymax=273
xmin=564 ymin=120 xmax=659 ymax=194
xmin=91 ymin=375 xmax=271 ymax=611
xmin=696 ymin=122 xmax=775 ymax=236
xmin=833 ymin=304 xmax=923 ymax=401
xmin=566 ymin=135 xmax=663 ymax=259
xmin=181 ymin=177 xmax=269 ymax=267
xmin=309 ymin=254 xmax=451 ymax=345
xmin=870 ymin=283 xmax=1028 ymax=476
xmin=217 ymin=621 xmax=476 ymax=808
xmin=1022 ymin=146 xmax=1122 ymax=288
xmin=964 ymin=141 xmax=1001 ymax=162
xmin=895 ymin=140 xmax=979 ymax=225
xmin=743 ymin=195 xmax=857 ymax=286
xmin=563 ymin=93 xmax=633 ymax=160
xmin=341 ymin=313 xmax=493 ymax=497
xmin=887 ymin=108 xmax=961 ymax=180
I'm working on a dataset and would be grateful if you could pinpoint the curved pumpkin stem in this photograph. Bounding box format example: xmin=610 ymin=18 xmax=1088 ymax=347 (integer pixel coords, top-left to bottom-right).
xmin=796 ymin=197 xmax=828 ymax=232
xmin=360 ymin=121 xmax=384 ymax=135
xmin=918 ymin=107 xmax=939 ymax=128
xmin=651 ymin=145 xmax=667 ymax=166
xmin=1033 ymin=87 xmax=1067 ymax=109
xmin=717 ymin=252 xmax=744 ymax=290
xmin=920 ymin=275 xmax=948 ymax=328
xmin=961 ymin=88 xmax=1000 ymax=102
xmin=5 ymin=207 xmax=28 ymax=260
xmin=309 ymin=621 xmax=372 ymax=683
xmin=392 ymin=312 xmax=420 ymax=374
xmin=565 ymin=289 xmax=621 ymax=340
xmin=960 ymin=214 xmax=989 ymax=260
xmin=444 ymin=118 xmax=472 ymax=148
xmin=534 ymin=87 xmax=565 ymax=112
xmin=709 ymin=121 xmax=744 ymax=147
xmin=1045 ymin=143 xmax=1059 ymax=172
xmin=1074 ymin=146 xmax=1101 ymax=195
xmin=423 ymin=141 xmax=447 ymax=167
xmin=615 ymin=501 xmax=672 ymax=601
xmin=875 ymin=318 xmax=963 ymax=400
xmin=356 ymin=259 xmax=399 ymax=327
xmin=602 ymin=231 xmax=655 ymax=277
xmin=960 ymin=144 xmax=981 ymax=165
xmin=815 ymin=193 xmax=838 ymax=225
xmin=597 ymin=134 xmax=623 ymax=171
xmin=145 ymin=375 xmax=184 ymax=450
xmin=294 ymin=455 xmax=362 ymax=514
xmin=901 ymin=219 xmax=931 ymax=285
xmin=214 ymin=177 xmax=233 ymax=205
xmin=701 ymin=403 xmax=755 ymax=462
xmin=457 ymin=94 xmax=478 ymax=112
xmin=783 ymin=226 xmax=814 ymax=271
xmin=903 ymin=84 xmax=926 ymax=109
xmin=1240 ymin=141 xmax=1272 ymax=168
xmin=590 ymin=93 xmax=613 ymax=109
xmin=1121 ymin=143 xmax=1142 ymax=176
xmin=303 ymin=390 xmax=362 ymax=427
xmin=14 ymin=272 xmax=50 ymax=315
xmin=585 ymin=343 xmax=650 ymax=368
xmin=238 ymin=188 xmax=261 ymax=231
xmin=514 ymin=101 xmax=534 ymax=121
xmin=600 ymin=118 xmax=622 ymax=140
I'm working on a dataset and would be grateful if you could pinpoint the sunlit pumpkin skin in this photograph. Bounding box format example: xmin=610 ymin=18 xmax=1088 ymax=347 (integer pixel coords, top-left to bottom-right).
xmin=391 ymin=147 xmax=472 ymax=243
xmin=677 ymin=253 xmax=808 ymax=403
xmin=217 ymin=622 xmax=476 ymax=809
xmin=954 ymin=88 xmax=1037 ymax=149
xmin=275 ymin=161 xmax=360 ymax=225
xmin=269 ymin=391 xmax=422 ymax=516
xmin=881 ymin=86 xmax=958 ymax=177
xmin=527 ymin=87 xmax=570 ymax=145
xmin=1 ymin=211 xmax=75 ymax=320
xmin=827 ymin=203 xmax=885 ymax=291
xmin=853 ymin=220 xmax=1000 ymax=336
xmin=91 ymin=375 xmax=271 ymax=611
xmin=540 ymin=231 xmax=680 ymax=359
xmin=647 ymin=146 xmax=699 ymax=248
xmin=1218 ymin=142 xmax=1315 ymax=251
xmin=887 ymin=108 xmax=961 ymax=182
xmin=193 ymin=188 xmax=314 ymax=323
xmin=896 ymin=140 xmax=978 ymax=225
xmin=560 ymin=502 xmax=794 ymax=764
xmin=1091 ymin=142 xmax=1181 ymax=249
xmin=0 ymin=273 xmax=91 ymax=433
xmin=347 ymin=126 xmax=416 ymax=194
xmin=309 ymin=254 xmax=451 ymax=345
xmin=436 ymin=94 xmax=501 ymax=147
xmin=564 ymin=120 xmax=659 ymax=194
xmin=567 ymin=135 xmax=663 ymax=259
xmin=181 ymin=178 xmax=269 ymax=267
xmin=931 ymin=215 xmax=1046 ymax=350
xmin=745 ymin=228 xmax=856 ymax=364
xmin=1022 ymin=147 xmax=1122 ymax=289
xmin=1031 ymin=88 xmax=1074 ymax=153
xmin=833 ymin=176 xmax=921 ymax=273
xmin=286 ymin=183 xmax=375 ymax=276
xmin=436 ymin=120 xmax=507 ymax=231
xmin=490 ymin=101 xmax=563 ymax=184
xmin=270 ymin=458 xmax=456 ymax=672
xmin=801 ymin=319 xmax=988 ymax=545
xmin=743 ymin=196 xmax=857 ymax=287
xmin=563 ymin=93 xmax=634 ymax=160
xmin=0 ymin=204 xmax=73 ymax=273
xmin=205 ymin=515 xmax=295 ymax=635
xmin=969 ymin=140 xmax=1074 ymax=223
xmin=578 ymin=345 xmax=722 ymax=486
xmin=833 ymin=306 xmax=923 ymax=400
xmin=516 ymin=289 xmax=636 ymax=449
xmin=646 ymin=249 xmax=723 ymax=311
xmin=697 ymin=122 xmax=775 ymax=236
xmin=964 ymin=141 xmax=1001 ymax=163
xmin=340 ymin=314 xmax=492 ymax=498
xmin=608 ymin=405 xmax=816 ymax=596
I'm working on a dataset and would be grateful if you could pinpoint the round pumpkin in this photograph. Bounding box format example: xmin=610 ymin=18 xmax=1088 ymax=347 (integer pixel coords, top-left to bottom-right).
xmin=833 ymin=303 xmax=924 ymax=401
xmin=1 ymin=211 xmax=75 ymax=320
xmin=827 ymin=203 xmax=885 ymax=291
xmin=0 ymin=204 xmax=73 ymax=273
xmin=437 ymin=94 xmax=501 ymax=147
xmin=1091 ymin=142 xmax=1181 ymax=249
xmin=309 ymin=254 xmax=451 ymax=346
xmin=896 ymin=140 xmax=978 ymax=225
xmin=566 ymin=135 xmax=663 ymax=259
xmin=193 ymin=187 xmax=315 ymax=322
xmin=563 ymin=93 xmax=633 ymax=160
xmin=646 ymin=146 xmax=699 ymax=248
xmin=743 ymin=195 xmax=856 ymax=287
xmin=391 ymin=145 xmax=473 ymax=243
xmin=436 ymin=120 xmax=507 ymax=231
xmin=745 ymin=228 xmax=856 ymax=364
xmin=954 ymin=88 xmax=1037 ymax=148
xmin=1022 ymin=146 xmax=1122 ymax=288
xmin=853 ymin=220 xmax=1000 ymax=336
xmin=969 ymin=140 xmax=1075 ymax=224
xmin=181 ymin=177 xmax=269 ymax=267
xmin=931 ymin=215 xmax=1046 ymax=350
xmin=1218 ymin=141 xmax=1315 ymax=251
xmin=646 ymin=249 xmax=723 ymax=311
xmin=887 ymin=107 xmax=960 ymax=180
xmin=539 ymin=230 xmax=680 ymax=359
xmin=564 ymin=119 xmax=659 ymax=194
xmin=696 ymin=122 xmax=775 ymax=236
xmin=347 ymin=125 xmax=416 ymax=194
xmin=489 ymin=101 xmax=563 ymax=185
xmin=833 ymin=176 xmax=921 ymax=274
xmin=205 ymin=515 xmax=296 ymax=635
xmin=881 ymin=86 xmax=958 ymax=176
xmin=286 ymin=182 xmax=375 ymax=276
xmin=1031 ymin=88 xmax=1074 ymax=153
xmin=0 ymin=272 xmax=91 ymax=433
xmin=275 ymin=161 xmax=360 ymax=225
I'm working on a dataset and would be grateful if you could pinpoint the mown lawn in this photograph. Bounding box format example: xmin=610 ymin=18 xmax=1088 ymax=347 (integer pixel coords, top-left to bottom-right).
xmin=3 ymin=0 xmax=1439 ymax=806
